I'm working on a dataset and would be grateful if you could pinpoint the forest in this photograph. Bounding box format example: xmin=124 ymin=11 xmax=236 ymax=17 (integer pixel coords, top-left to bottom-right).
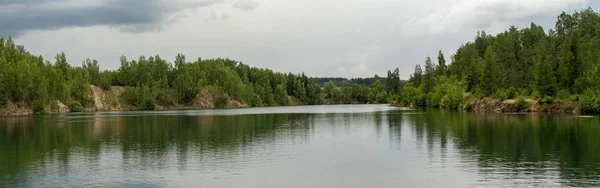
xmin=0 ymin=37 xmax=395 ymax=114
xmin=2 ymin=8 xmax=600 ymax=114
xmin=390 ymin=8 xmax=600 ymax=113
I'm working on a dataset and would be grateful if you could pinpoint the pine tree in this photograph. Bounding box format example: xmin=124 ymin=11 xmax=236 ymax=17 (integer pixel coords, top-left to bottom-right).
xmin=479 ymin=46 xmax=498 ymax=96
xmin=423 ymin=57 xmax=436 ymax=93
xmin=437 ymin=51 xmax=447 ymax=77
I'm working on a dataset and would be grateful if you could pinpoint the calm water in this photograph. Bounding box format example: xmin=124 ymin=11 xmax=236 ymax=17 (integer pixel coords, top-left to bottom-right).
xmin=1 ymin=104 xmax=600 ymax=187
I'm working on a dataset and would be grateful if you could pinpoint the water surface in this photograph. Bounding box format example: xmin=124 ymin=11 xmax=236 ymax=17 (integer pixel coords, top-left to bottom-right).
xmin=1 ymin=105 xmax=600 ymax=187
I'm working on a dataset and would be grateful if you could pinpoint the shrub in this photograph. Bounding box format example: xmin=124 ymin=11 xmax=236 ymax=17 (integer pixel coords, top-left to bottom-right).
xmin=156 ymin=88 xmax=177 ymax=105
xmin=213 ymin=88 xmax=230 ymax=108
xmin=33 ymin=100 xmax=46 ymax=115
xmin=556 ymin=89 xmax=571 ymax=100
xmin=390 ymin=94 xmax=401 ymax=105
xmin=518 ymin=88 xmax=531 ymax=97
xmin=399 ymin=86 xmax=422 ymax=106
xmin=569 ymin=95 xmax=579 ymax=101
xmin=142 ymin=98 xmax=156 ymax=110
xmin=531 ymin=90 xmax=541 ymax=100
xmin=425 ymin=92 xmax=442 ymax=107
xmin=540 ymin=96 xmax=554 ymax=104
xmin=506 ymin=87 xmax=517 ymax=99
xmin=440 ymin=93 xmax=461 ymax=109
xmin=69 ymin=101 xmax=84 ymax=112
xmin=122 ymin=86 xmax=141 ymax=106
xmin=416 ymin=93 xmax=427 ymax=106
xmin=515 ymin=96 xmax=528 ymax=109
xmin=0 ymin=94 xmax=7 ymax=107
xmin=248 ymin=93 xmax=264 ymax=107
xmin=460 ymin=100 xmax=473 ymax=110
xmin=580 ymin=89 xmax=600 ymax=113
xmin=376 ymin=91 xmax=388 ymax=104
xmin=493 ymin=90 xmax=508 ymax=100
xmin=541 ymin=104 xmax=552 ymax=112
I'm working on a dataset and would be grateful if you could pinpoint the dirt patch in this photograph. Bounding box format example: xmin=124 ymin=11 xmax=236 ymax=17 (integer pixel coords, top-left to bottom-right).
xmin=0 ymin=102 xmax=33 ymax=116
xmin=469 ymin=97 xmax=579 ymax=114
xmin=89 ymin=85 xmax=126 ymax=111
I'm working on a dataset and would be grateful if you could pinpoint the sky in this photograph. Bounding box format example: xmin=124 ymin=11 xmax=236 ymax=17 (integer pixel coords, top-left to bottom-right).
xmin=2 ymin=0 xmax=599 ymax=79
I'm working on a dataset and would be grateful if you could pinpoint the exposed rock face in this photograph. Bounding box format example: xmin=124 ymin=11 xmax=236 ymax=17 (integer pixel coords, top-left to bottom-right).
xmin=470 ymin=97 xmax=579 ymax=114
xmin=0 ymin=102 xmax=32 ymax=116
xmin=90 ymin=85 xmax=126 ymax=111
xmin=55 ymin=100 xmax=69 ymax=113
xmin=0 ymin=85 xmax=249 ymax=116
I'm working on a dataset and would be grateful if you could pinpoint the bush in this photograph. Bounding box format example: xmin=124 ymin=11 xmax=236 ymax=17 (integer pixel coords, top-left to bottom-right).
xmin=69 ymin=101 xmax=84 ymax=112
xmin=416 ymin=93 xmax=427 ymax=106
xmin=518 ymin=88 xmax=531 ymax=97
xmin=556 ymin=89 xmax=571 ymax=100
xmin=460 ymin=100 xmax=473 ymax=110
xmin=515 ymin=96 xmax=528 ymax=109
xmin=540 ymin=96 xmax=554 ymax=104
xmin=390 ymin=94 xmax=401 ymax=105
xmin=0 ymin=94 xmax=7 ymax=107
xmin=122 ymin=86 xmax=141 ymax=106
xmin=580 ymin=89 xmax=600 ymax=113
xmin=569 ymin=95 xmax=579 ymax=101
xmin=213 ymin=88 xmax=230 ymax=108
xmin=122 ymin=85 xmax=155 ymax=110
xmin=425 ymin=92 xmax=442 ymax=107
xmin=493 ymin=90 xmax=508 ymax=100
xmin=248 ymin=93 xmax=264 ymax=107
xmin=156 ymin=88 xmax=177 ymax=105
xmin=441 ymin=94 xmax=461 ymax=109
xmin=506 ymin=87 xmax=517 ymax=99
xmin=531 ymin=90 xmax=541 ymax=100
xmin=376 ymin=91 xmax=388 ymax=104
xmin=33 ymin=100 xmax=46 ymax=115
xmin=541 ymin=104 xmax=552 ymax=112
xmin=97 ymin=71 xmax=112 ymax=90
xmin=142 ymin=98 xmax=156 ymax=110
xmin=399 ymin=86 xmax=423 ymax=106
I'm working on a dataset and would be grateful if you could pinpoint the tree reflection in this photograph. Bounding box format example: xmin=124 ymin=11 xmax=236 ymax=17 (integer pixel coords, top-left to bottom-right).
xmin=398 ymin=109 xmax=600 ymax=187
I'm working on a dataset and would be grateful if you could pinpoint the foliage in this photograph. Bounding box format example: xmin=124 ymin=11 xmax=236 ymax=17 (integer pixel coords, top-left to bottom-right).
xmin=580 ymin=89 xmax=600 ymax=113
xmin=393 ymin=8 xmax=600 ymax=113
xmin=69 ymin=101 xmax=84 ymax=112
xmin=0 ymin=36 xmax=391 ymax=113
xmin=33 ymin=100 xmax=46 ymax=115
xmin=515 ymin=96 xmax=528 ymax=109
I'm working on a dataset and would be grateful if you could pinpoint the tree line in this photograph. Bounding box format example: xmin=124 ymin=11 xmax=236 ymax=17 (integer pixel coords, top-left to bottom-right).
xmin=0 ymin=37 xmax=395 ymax=114
xmin=312 ymin=77 xmax=391 ymax=86
xmin=391 ymin=8 xmax=600 ymax=113
xmin=4 ymin=8 xmax=600 ymax=114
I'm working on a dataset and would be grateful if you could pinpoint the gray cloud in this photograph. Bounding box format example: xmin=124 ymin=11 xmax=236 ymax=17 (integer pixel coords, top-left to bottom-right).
xmin=0 ymin=0 xmax=224 ymax=36
xmin=207 ymin=10 xmax=232 ymax=20
xmin=11 ymin=0 xmax=600 ymax=79
xmin=233 ymin=0 xmax=259 ymax=11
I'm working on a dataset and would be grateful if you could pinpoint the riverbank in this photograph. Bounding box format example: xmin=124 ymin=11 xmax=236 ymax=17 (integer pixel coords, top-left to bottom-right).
xmin=395 ymin=96 xmax=580 ymax=114
xmin=0 ymin=85 xmax=251 ymax=116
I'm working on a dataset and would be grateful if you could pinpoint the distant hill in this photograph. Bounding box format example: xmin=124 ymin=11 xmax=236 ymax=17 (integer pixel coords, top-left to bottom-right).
xmin=312 ymin=77 xmax=407 ymax=86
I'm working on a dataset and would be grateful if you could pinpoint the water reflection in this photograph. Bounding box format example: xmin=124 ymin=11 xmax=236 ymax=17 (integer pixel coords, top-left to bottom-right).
xmin=1 ymin=105 xmax=600 ymax=187
xmin=399 ymin=109 xmax=600 ymax=187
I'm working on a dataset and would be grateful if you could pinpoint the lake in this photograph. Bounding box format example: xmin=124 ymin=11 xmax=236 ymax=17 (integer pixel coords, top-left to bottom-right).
xmin=1 ymin=104 xmax=600 ymax=187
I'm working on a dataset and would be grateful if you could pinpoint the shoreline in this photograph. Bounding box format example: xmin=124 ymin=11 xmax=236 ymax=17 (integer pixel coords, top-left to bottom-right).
xmin=393 ymin=97 xmax=580 ymax=114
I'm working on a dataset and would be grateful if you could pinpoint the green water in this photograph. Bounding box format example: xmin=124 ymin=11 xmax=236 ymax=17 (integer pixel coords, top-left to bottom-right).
xmin=1 ymin=105 xmax=600 ymax=187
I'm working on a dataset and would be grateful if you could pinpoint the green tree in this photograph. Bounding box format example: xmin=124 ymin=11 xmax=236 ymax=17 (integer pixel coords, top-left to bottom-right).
xmin=534 ymin=40 xmax=558 ymax=97
xmin=386 ymin=68 xmax=401 ymax=95
xmin=437 ymin=50 xmax=447 ymax=76
xmin=423 ymin=56 xmax=436 ymax=93
xmin=478 ymin=46 xmax=498 ymax=96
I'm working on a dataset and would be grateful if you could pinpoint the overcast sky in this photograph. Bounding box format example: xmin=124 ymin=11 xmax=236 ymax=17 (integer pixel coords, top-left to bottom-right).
xmin=3 ymin=0 xmax=599 ymax=79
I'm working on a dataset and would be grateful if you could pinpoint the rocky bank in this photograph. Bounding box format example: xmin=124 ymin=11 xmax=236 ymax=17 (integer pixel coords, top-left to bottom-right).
xmin=0 ymin=85 xmax=249 ymax=116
